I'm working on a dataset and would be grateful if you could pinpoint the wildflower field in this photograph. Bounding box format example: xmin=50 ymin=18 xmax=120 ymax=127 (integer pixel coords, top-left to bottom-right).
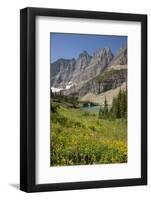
xmin=50 ymin=104 xmax=127 ymax=166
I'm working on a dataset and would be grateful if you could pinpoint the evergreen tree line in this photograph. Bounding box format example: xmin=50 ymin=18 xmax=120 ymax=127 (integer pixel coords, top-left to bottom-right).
xmin=99 ymin=89 xmax=127 ymax=119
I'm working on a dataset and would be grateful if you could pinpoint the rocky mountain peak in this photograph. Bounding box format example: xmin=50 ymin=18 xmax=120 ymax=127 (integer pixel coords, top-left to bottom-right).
xmin=90 ymin=47 xmax=113 ymax=67
xmin=51 ymin=45 xmax=127 ymax=94
xmin=78 ymin=50 xmax=89 ymax=58
xmin=76 ymin=50 xmax=91 ymax=68
xmin=109 ymin=45 xmax=127 ymax=66
xmin=93 ymin=48 xmax=112 ymax=57
xmin=51 ymin=58 xmax=76 ymax=77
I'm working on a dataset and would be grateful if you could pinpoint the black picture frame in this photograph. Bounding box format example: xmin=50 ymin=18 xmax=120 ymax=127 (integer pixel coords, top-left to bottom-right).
xmin=20 ymin=7 xmax=147 ymax=192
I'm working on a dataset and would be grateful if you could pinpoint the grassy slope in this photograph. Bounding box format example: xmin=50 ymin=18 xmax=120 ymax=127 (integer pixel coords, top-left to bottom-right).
xmin=51 ymin=106 xmax=127 ymax=166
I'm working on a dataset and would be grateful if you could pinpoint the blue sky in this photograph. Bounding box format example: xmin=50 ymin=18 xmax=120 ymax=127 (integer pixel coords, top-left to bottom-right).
xmin=50 ymin=33 xmax=127 ymax=63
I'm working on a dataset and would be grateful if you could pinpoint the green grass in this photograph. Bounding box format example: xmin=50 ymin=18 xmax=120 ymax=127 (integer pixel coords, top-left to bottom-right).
xmin=51 ymin=106 xmax=127 ymax=166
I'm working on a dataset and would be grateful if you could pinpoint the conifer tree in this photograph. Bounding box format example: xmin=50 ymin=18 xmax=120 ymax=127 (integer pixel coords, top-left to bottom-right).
xmin=98 ymin=89 xmax=127 ymax=119
xmin=103 ymin=96 xmax=108 ymax=118
xmin=110 ymin=89 xmax=127 ymax=119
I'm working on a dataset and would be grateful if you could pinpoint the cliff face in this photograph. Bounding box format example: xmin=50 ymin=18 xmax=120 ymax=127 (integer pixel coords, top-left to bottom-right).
xmin=78 ymin=68 xmax=127 ymax=97
xmin=91 ymin=47 xmax=113 ymax=66
xmin=51 ymin=45 xmax=127 ymax=100
xmin=51 ymin=58 xmax=76 ymax=88
xmin=108 ymin=45 xmax=127 ymax=66
xmin=51 ymin=48 xmax=113 ymax=90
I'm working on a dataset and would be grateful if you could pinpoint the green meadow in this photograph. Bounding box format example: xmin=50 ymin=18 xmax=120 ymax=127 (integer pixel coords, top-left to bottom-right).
xmin=50 ymin=100 xmax=127 ymax=166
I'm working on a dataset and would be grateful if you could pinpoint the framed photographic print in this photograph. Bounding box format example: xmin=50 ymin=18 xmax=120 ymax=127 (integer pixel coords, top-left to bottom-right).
xmin=20 ymin=7 xmax=147 ymax=192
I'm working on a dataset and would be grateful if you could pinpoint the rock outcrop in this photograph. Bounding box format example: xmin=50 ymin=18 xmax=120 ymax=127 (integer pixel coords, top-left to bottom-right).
xmin=108 ymin=45 xmax=127 ymax=66
xmin=51 ymin=48 xmax=114 ymax=91
xmin=51 ymin=45 xmax=127 ymax=104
